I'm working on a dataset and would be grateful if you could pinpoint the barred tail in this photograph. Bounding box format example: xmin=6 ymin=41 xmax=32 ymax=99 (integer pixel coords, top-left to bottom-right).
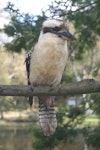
xmin=39 ymin=97 xmax=57 ymax=136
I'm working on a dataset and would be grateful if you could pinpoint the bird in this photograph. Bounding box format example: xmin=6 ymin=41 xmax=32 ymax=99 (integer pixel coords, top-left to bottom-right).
xmin=25 ymin=18 xmax=75 ymax=136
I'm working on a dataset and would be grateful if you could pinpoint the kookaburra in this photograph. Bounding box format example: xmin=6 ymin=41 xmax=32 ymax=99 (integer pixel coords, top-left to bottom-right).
xmin=25 ymin=18 xmax=75 ymax=136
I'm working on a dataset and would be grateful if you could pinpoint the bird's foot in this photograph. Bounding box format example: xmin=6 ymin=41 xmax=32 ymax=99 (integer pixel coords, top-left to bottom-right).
xmin=49 ymin=84 xmax=61 ymax=92
xmin=31 ymin=83 xmax=51 ymax=91
xmin=30 ymin=82 xmax=40 ymax=91
xmin=30 ymin=85 xmax=34 ymax=91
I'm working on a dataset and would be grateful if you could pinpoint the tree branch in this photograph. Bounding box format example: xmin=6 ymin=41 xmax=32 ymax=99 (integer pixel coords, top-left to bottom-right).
xmin=0 ymin=79 xmax=100 ymax=97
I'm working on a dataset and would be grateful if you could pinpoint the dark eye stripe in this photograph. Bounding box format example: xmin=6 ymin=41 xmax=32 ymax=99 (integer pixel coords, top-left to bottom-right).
xmin=43 ymin=27 xmax=52 ymax=33
xmin=52 ymin=26 xmax=61 ymax=32
xmin=43 ymin=26 xmax=61 ymax=34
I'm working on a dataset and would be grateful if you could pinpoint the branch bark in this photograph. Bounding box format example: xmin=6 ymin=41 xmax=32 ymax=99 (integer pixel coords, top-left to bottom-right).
xmin=0 ymin=79 xmax=100 ymax=97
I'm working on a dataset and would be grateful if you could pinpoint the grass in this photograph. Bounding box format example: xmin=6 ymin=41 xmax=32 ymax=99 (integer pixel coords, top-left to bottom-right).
xmin=0 ymin=109 xmax=38 ymax=126
xmin=84 ymin=114 xmax=99 ymax=126
xmin=63 ymin=114 xmax=99 ymax=127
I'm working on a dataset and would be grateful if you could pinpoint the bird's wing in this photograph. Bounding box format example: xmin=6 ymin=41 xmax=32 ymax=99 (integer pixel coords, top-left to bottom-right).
xmin=25 ymin=47 xmax=34 ymax=106
xmin=25 ymin=47 xmax=34 ymax=85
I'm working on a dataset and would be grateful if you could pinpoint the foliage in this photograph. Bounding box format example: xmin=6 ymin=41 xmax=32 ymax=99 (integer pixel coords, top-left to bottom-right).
xmin=90 ymin=93 xmax=100 ymax=117
xmin=3 ymin=2 xmax=47 ymax=52
xmin=87 ymin=126 xmax=100 ymax=148
xmin=82 ymin=125 xmax=100 ymax=148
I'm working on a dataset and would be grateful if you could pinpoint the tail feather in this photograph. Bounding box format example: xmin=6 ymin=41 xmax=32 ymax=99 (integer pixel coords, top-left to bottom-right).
xmin=29 ymin=96 xmax=33 ymax=107
xmin=39 ymin=97 xmax=57 ymax=136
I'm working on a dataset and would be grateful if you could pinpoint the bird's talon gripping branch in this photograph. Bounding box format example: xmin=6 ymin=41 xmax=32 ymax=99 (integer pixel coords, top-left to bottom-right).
xmin=30 ymin=85 xmax=34 ymax=91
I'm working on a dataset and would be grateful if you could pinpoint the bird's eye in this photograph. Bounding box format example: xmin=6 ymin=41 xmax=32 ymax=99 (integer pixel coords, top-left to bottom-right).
xmin=52 ymin=27 xmax=61 ymax=32
xmin=43 ymin=26 xmax=61 ymax=34
xmin=43 ymin=27 xmax=52 ymax=33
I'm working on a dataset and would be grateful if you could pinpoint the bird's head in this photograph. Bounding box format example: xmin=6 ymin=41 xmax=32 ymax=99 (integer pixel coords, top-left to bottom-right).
xmin=40 ymin=18 xmax=76 ymax=41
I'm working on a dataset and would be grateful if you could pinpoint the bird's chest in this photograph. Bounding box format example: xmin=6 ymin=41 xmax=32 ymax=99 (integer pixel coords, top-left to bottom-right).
xmin=30 ymin=41 xmax=68 ymax=85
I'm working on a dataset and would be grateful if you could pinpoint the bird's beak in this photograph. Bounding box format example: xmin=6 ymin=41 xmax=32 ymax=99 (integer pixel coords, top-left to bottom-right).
xmin=56 ymin=31 xmax=76 ymax=41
